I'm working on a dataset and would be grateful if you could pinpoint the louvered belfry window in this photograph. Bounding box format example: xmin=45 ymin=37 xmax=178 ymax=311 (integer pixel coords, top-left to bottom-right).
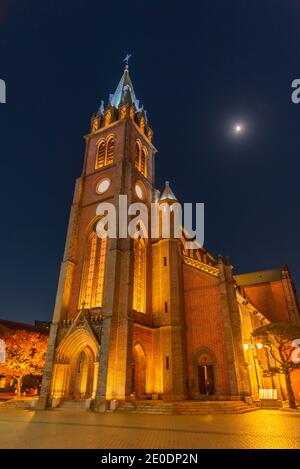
xmin=106 ymin=136 xmax=114 ymax=164
xmin=135 ymin=139 xmax=147 ymax=177
xmin=95 ymin=135 xmax=115 ymax=169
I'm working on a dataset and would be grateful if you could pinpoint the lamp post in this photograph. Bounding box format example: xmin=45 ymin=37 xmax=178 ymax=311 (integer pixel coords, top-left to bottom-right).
xmin=263 ymin=344 xmax=276 ymax=389
xmin=243 ymin=337 xmax=262 ymax=395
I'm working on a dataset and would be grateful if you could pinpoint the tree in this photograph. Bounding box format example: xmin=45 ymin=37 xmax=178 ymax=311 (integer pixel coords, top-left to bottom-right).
xmin=0 ymin=330 xmax=48 ymax=397
xmin=252 ymin=321 xmax=300 ymax=409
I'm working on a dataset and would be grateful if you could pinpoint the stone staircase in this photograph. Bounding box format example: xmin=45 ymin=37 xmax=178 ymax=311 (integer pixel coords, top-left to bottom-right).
xmin=116 ymin=400 xmax=258 ymax=415
xmin=172 ymin=401 xmax=258 ymax=414
xmin=117 ymin=401 xmax=173 ymax=414
xmin=0 ymin=397 xmax=38 ymax=409
xmin=58 ymin=399 xmax=91 ymax=411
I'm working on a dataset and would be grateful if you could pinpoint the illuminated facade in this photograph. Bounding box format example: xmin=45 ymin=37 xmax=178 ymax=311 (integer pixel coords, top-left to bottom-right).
xmin=38 ymin=65 xmax=300 ymax=411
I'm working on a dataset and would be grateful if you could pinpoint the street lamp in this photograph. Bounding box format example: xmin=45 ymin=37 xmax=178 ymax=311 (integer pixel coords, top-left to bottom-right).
xmin=243 ymin=338 xmax=261 ymax=391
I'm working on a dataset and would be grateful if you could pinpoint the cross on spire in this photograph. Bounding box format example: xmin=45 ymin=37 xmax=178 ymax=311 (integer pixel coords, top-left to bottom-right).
xmin=123 ymin=53 xmax=132 ymax=70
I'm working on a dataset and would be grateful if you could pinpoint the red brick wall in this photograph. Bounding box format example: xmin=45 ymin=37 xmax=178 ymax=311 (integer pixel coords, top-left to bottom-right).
xmin=183 ymin=265 xmax=231 ymax=395
xmin=242 ymin=281 xmax=290 ymax=322
xmin=291 ymin=370 xmax=300 ymax=402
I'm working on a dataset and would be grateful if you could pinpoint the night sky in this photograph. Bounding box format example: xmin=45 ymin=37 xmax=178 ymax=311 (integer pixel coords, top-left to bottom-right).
xmin=0 ymin=0 xmax=300 ymax=324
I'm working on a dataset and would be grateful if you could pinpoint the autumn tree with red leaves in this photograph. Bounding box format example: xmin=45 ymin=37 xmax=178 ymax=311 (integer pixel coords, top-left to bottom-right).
xmin=0 ymin=330 xmax=48 ymax=397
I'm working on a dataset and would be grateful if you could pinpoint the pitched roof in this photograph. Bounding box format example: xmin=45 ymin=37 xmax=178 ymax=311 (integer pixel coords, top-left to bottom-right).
xmin=0 ymin=319 xmax=49 ymax=336
xmin=234 ymin=269 xmax=282 ymax=286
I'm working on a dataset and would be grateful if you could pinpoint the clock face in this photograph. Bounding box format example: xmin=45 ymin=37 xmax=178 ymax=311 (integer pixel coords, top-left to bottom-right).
xmin=96 ymin=178 xmax=110 ymax=194
xmin=135 ymin=183 xmax=144 ymax=200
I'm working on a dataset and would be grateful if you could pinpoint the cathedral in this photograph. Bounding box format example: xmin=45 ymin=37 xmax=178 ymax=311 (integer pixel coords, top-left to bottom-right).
xmin=38 ymin=64 xmax=300 ymax=411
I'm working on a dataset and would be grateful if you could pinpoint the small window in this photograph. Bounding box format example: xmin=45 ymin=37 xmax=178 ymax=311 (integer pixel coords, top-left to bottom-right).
xmin=163 ymin=256 xmax=167 ymax=267
xmin=166 ymin=356 xmax=170 ymax=370
xmin=164 ymin=301 xmax=168 ymax=312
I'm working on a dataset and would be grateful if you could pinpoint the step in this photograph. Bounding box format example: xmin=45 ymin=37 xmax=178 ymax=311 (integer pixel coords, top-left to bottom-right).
xmin=115 ymin=400 xmax=258 ymax=415
xmin=1 ymin=398 xmax=38 ymax=409
xmin=59 ymin=399 xmax=91 ymax=411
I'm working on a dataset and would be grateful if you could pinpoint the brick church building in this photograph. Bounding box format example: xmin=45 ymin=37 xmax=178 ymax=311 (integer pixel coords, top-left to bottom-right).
xmin=38 ymin=64 xmax=300 ymax=411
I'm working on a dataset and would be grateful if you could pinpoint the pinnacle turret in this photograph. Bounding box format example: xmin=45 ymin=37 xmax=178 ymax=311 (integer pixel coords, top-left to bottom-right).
xmin=160 ymin=181 xmax=178 ymax=202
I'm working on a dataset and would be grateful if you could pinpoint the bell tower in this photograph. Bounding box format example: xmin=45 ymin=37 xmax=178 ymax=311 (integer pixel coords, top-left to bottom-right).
xmin=38 ymin=62 xmax=157 ymax=410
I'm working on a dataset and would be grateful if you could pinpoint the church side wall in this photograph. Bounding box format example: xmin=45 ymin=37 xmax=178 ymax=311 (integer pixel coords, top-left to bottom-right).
xmin=183 ymin=265 xmax=231 ymax=398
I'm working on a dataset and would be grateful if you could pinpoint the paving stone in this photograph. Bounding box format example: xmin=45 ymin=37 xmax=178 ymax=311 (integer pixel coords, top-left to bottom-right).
xmin=0 ymin=408 xmax=300 ymax=449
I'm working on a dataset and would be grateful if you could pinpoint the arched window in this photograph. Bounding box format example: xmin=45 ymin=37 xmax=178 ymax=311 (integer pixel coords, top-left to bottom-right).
xmin=79 ymin=232 xmax=107 ymax=309
xmin=96 ymin=140 xmax=106 ymax=168
xmin=106 ymin=136 xmax=115 ymax=165
xmin=135 ymin=140 xmax=141 ymax=170
xmin=95 ymin=135 xmax=115 ymax=169
xmin=134 ymin=139 xmax=147 ymax=177
xmin=133 ymin=238 xmax=147 ymax=314
xmin=94 ymin=235 xmax=107 ymax=307
xmin=141 ymin=148 xmax=147 ymax=177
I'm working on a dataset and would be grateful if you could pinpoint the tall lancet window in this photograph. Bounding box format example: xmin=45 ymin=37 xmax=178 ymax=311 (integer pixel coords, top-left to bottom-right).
xmin=79 ymin=232 xmax=107 ymax=309
xmin=96 ymin=140 xmax=106 ymax=168
xmin=133 ymin=238 xmax=147 ymax=314
xmin=106 ymin=136 xmax=115 ymax=165
xmin=141 ymin=148 xmax=147 ymax=176
xmin=134 ymin=139 xmax=147 ymax=177
xmin=135 ymin=140 xmax=141 ymax=170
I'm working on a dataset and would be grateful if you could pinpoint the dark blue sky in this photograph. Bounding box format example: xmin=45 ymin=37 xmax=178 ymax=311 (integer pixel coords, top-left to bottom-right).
xmin=0 ymin=0 xmax=300 ymax=324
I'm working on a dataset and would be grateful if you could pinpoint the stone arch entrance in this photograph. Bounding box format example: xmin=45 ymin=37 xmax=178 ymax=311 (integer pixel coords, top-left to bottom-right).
xmin=51 ymin=326 xmax=99 ymax=401
xmin=132 ymin=343 xmax=146 ymax=398
xmin=71 ymin=346 xmax=95 ymax=399
xmin=191 ymin=347 xmax=217 ymax=399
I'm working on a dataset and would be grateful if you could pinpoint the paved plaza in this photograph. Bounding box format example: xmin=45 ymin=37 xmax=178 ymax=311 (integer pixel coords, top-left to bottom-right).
xmin=0 ymin=408 xmax=300 ymax=449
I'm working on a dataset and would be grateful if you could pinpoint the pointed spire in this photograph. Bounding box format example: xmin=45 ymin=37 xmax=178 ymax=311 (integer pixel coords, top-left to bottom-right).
xmin=109 ymin=58 xmax=141 ymax=110
xmin=92 ymin=57 xmax=152 ymax=133
xmin=160 ymin=181 xmax=178 ymax=202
